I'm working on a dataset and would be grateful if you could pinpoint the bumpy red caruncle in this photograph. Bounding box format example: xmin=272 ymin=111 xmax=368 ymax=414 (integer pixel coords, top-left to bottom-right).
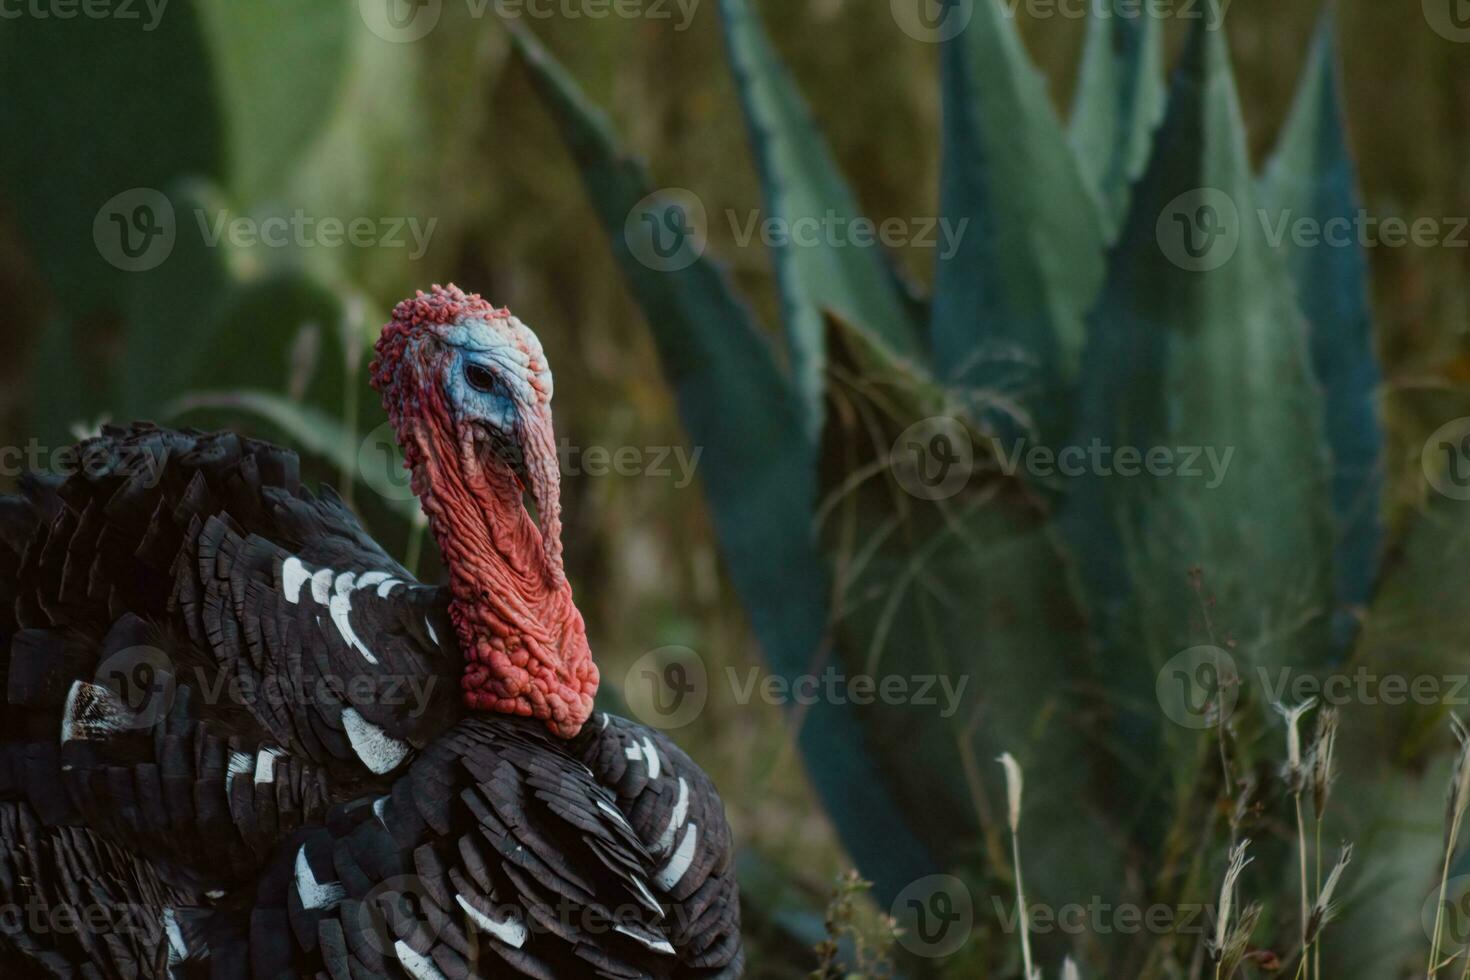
xmin=370 ymin=285 xmax=597 ymax=738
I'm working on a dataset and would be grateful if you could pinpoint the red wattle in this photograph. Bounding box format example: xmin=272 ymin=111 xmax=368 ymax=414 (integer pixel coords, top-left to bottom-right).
xmin=370 ymin=285 xmax=599 ymax=738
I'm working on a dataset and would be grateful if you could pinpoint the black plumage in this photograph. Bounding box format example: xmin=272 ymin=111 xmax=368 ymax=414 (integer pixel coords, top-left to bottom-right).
xmin=0 ymin=424 xmax=743 ymax=978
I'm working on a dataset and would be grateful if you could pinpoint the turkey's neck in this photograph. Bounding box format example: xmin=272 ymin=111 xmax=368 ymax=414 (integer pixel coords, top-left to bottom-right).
xmin=412 ymin=414 xmax=596 ymax=739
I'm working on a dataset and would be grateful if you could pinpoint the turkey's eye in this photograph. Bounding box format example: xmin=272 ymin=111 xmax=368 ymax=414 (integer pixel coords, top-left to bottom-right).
xmin=464 ymin=363 xmax=498 ymax=394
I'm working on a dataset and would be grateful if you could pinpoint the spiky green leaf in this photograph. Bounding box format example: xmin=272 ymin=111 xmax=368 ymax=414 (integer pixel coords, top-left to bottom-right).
xmin=511 ymin=24 xmax=938 ymax=899
xmin=1064 ymin=21 xmax=1335 ymax=786
xmin=821 ymin=313 xmax=1119 ymax=916
xmin=1069 ymin=2 xmax=1166 ymax=233
xmin=933 ymin=0 xmax=1108 ymax=440
xmin=718 ymin=0 xmax=924 ymax=440
xmin=1259 ymin=13 xmax=1384 ymax=640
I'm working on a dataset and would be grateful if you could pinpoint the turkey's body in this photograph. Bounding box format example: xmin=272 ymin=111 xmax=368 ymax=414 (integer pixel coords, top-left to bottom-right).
xmin=0 ymin=424 xmax=743 ymax=978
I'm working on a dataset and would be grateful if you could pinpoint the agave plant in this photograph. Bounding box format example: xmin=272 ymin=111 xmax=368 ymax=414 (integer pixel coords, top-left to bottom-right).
xmin=515 ymin=0 xmax=1468 ymax=973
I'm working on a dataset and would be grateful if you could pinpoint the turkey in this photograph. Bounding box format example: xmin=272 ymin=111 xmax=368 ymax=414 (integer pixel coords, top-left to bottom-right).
xmin=0 ymin=285 xmax=744 ymax=979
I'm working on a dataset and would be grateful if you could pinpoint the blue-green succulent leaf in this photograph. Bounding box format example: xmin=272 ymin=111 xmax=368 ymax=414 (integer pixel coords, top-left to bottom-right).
xmin=718 ymin=0 xmax=925 ymax=442
xmin=1064 ymin=19 xmax=1335 ymax=789
xmin=1069 ymin=1 xmax=1166 ymax=235
xmin=1259 ymin=12 xmax=1384 ymax=643
xmin=510 ymin=24 xmax=938 ymax=899
xmin=934 ymin=0 xmax=1108 ymax=442
xmin=822 ymin=313 xmax=1121 ymax=915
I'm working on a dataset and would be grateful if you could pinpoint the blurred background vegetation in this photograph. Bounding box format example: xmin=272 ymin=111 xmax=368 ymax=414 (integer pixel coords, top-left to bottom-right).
xmin=1 ymin=1 xmax=1469 ymax=976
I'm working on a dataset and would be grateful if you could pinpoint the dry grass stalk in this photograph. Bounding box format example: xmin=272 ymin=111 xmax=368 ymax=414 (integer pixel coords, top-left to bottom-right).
xmin=996 ymin=753 xmax=1036 ymax=980
xmin=1428 ymin=715 xmax=1470 ymax=979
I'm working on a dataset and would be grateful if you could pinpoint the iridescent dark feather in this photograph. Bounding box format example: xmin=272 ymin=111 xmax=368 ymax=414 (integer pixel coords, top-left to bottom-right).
xmin=0 ymin=424 xmax=742 ymax=978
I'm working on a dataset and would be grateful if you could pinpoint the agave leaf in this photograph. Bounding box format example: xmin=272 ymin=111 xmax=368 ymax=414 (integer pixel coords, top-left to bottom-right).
xmin=195 ymin=0 xmax=353 ymax=204
xmin=1334 ymin=491 xmax=1470 ymax=973
xmin=1064 ymin=19 xmax=1334 ymax=786
xmin=1259 ymin=12 xmax=1384 ymax=643
xmin=0 ymin=1 xmax=223 ymax=320
xmin=1351 ymin=497 xmax=1470 ymax=750
xmin=933 ymin=0 xmax=1107 ymax=440
xmin=1069 ymin=2 xmax=1166 ymax=234
xmin=821 ymin=313 xmax=1120 ymax=918
xmin=510 ymin=25 xmax=938 ymax=899
xmin=1313 ymin=710 xmax=1448 ymax=977
xmin=718 ymin=0 xmax=924 ymax=441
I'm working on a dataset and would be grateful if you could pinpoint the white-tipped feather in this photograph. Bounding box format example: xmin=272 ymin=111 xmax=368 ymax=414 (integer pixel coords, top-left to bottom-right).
xmin=615 ymin=923 xmax=675 ymax=955
xmin=393 ymin=940 xmax=448 ymax=980
xmin=60 ymin=681 xmax=130 ymax=743
xmin=355 ymin=571 xmax=392 ymax=590
xmin=655 ymin=823 xmax=699 ymax=891
xmin=329 ymin=592 xmax=379 ymax=665
xmin=294 ymin=846 xmax=345 ymax=911
xmin=254 ymin=748 xmax=284 ymax=786
xmin=341 ymin=708 xmax=411 ymax=775
xmin=455 ymin=894 xmax=529 ymax=948
xmin=655 ymin=778 xmax=691 ymax=856
xmin=309 ymin=568 xmax=334 ymax=604
xmin=281 ymin=557 xmax=309 ymax=604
